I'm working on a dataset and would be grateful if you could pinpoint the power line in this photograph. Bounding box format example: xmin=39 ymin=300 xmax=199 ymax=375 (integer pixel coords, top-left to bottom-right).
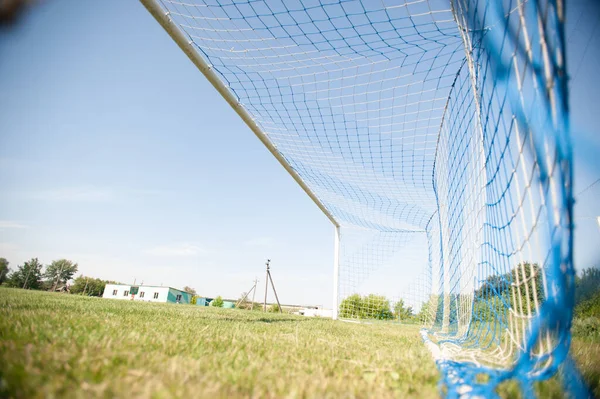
xmin=567 ymin=1 xmax=587 ymax=45
xmin=571 ymin=11 xmax=600 ymax=82
xmin=576 ymin=177 xmax=600 ymax=197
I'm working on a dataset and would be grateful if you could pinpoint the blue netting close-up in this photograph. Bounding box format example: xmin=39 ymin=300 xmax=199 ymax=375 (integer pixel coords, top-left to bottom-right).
xmin=142 ymin=0 xmax=586 ymax=396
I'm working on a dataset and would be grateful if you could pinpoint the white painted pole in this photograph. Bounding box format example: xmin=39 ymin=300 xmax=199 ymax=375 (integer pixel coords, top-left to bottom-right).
xmin=139 ymin=0 xmax=339 ymax=229
xmin=596 ymin=216 xmax=600 ymax=232
xmin=332 ymin=225 xmax=340 ymax=320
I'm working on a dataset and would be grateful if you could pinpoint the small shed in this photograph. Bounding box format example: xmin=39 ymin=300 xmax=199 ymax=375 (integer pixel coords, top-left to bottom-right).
xmin=196 ymin=297 xmax=213 ymax=306
xmin=222 ymin=301 xmax=235 ymax=309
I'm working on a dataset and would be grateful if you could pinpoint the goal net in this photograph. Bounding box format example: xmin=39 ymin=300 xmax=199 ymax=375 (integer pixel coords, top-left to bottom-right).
xmin=141 ymin=0 xmax=579 ymax=395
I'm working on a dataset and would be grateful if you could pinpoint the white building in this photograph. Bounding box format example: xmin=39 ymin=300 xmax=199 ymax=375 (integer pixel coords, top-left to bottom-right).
xmin=297 ymin=307 xmax=333 ymax=318
xmin=102 ymin=284 xmax=192 ymax=304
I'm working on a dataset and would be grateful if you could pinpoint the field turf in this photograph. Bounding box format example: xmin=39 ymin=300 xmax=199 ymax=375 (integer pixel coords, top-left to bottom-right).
xmin=0 ymin=287 xmax=598 ymax=398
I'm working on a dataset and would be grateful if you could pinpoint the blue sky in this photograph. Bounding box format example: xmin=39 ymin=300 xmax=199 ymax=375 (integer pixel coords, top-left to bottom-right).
xmin=0 ymin=0 xmax=598 ymax=307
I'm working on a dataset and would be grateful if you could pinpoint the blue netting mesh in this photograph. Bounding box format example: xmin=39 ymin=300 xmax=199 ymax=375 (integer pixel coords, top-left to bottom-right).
xmin=143 ymin=0 xmax=585 ymax=396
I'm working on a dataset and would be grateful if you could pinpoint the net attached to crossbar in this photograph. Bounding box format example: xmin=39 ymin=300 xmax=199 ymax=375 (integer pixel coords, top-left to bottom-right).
xmin=142 ymin=0 xmax=581 ymax=396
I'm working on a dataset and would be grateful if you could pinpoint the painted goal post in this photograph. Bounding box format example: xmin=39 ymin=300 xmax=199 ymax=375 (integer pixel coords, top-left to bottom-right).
xmin=140 ymin=0 xmax=585 ymax=396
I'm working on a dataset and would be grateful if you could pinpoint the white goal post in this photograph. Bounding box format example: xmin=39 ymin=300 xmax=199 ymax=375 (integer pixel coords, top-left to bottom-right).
xmin=139 ymin=0 xmax=343 ymax=319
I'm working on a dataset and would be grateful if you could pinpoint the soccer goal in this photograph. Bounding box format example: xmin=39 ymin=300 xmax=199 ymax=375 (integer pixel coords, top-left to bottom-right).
xmin=140 ymin=0 xmax=583 ymax=396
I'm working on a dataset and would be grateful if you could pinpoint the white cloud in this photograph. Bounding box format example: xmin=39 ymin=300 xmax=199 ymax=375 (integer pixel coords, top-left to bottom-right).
xmin=243 ymin=237 xmax=275 ymax=248
xmin=0 ymin=221 xmax=29 ymax=229
xmin=19 ymin=186 xmax=174 ymax=203
xmin=28 ymin=186 xmax=115 ymax=202
xmin=143 ymin=243 xmax=206 ymax=257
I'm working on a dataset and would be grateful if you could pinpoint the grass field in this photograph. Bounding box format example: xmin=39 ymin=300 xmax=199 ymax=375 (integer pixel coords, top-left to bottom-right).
xmin=0 ymin=288 xmax=598 ymax=398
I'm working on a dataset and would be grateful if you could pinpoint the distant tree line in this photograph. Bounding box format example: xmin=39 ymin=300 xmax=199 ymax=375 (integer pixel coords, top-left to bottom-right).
xmin=571 ymin=267 xmax=600 ymax=339
xmin=413 ymin=263 xmax=547 ymax=325
xmin=70 ymin=275 xmax=122 ymax=296
xmin=336 ymin=263 xmax=600 ymax=325
xmin=339 ymin=294 xmax=417 ymax=321
xmin=0 ymin=257 xmax=118 ymax=297
xmin=0 ymin=257 xmax=78 ymax=291
xmin=420 ymin=263 xmax=600 ymax=326
xmin=575 ymin=267 xmax=600 ymax=306
xmin=471 ymin=263 xmax=600 ymax=323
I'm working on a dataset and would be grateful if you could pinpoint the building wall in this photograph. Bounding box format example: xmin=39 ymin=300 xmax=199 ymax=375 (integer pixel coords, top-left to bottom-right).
xmin=138 ymin=287 xmax=171 ymax=302
xmin=222 ymin=301 xmax=235 ymax=309
xmin=103 ymin=284 xmax=134 ymax=300
xmin=298 ymin=308 xmax=333 ymax=318
xmin=167 ymin=288 xmax=191 ymax=304
xmin=102 ymin=284 xmax=171 ymax=303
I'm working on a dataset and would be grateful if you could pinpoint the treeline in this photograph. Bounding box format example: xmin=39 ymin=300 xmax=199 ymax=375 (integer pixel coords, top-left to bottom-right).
xmin=70 ymin=275 xmax=122 ymax=296
xmin=417 ymin=262 xmax=547 ymax=325
xmin=572 ymin=267 xmax=600 ymax=339
xmin=472 ymin=262 xmax=544 ymax=323
xmin=472 ymin=263 xmax=600 ymax=324
xmin=339 ymin=294 xmax=421 ymax=322
xmin=337 ymin=263 xmax=600 ymax=327
xmin=0 ymin=257 xmax=78 ymax=291
xmin=0 ymin=257 xmax=118 ymax=297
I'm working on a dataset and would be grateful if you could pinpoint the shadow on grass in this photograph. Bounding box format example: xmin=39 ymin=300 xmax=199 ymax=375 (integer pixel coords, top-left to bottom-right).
xmin=214 ymin=316 xmax=313 ymax=323
xmin=254 ymin=317 xmax=310 ymax=323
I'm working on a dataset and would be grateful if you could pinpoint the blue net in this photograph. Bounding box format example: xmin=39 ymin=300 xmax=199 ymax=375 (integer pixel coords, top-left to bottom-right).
xmin=142 ymin=0 xmax=584 ymax=395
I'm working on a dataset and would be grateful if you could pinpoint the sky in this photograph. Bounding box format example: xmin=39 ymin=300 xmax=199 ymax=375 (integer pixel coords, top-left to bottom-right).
xmin=0 ymin=0 xmax=599 ymax=308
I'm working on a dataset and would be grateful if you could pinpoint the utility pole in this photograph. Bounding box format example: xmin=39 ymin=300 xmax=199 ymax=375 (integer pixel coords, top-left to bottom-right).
xmin=251 ymin=277 xmax=258 ymax=310
xmin=264 ymin=260 xmax=270 ymax=312
xmin=263 ymin=259 xmax=283 ymax=313
xmin=22 ymin=265 xmax=32 ymax=289
xmin=236 ymin=279 xmax=258 ymax=309
xmin=82 ymin=277 xmax=89 ymax=296
xmin=53 ymin=262 xmax=65 ymax=292
xmin=268 ymin=268 xmax=282 ymax=313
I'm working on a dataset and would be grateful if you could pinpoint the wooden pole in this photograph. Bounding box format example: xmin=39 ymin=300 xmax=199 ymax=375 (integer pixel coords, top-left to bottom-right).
xmin=82 ymin=277 xmax=89 ymax=296
xmin=268 ymin=269 xmax=283 ymax=313
xmin=236 ymin=283 xmax=256 ymax=308
xmin=22 ymin=266 xmax=31 ymax=289
xmin=53 ymin=263 xmax=65 ymax=291
xmin=250 ymin=278 xmax=257 ymax=311
xmin=263 ymin=260 xmax=270 ymax=312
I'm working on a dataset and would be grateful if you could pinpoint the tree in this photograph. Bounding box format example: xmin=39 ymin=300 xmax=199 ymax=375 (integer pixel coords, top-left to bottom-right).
xmin=269 ymin=303 xmax=281 ymax=313
xmin=6 ymin=258 xmax=43 ymax=289
xmin=509 ymin=262 xmax=544 ymax=306
xmin=183 ymin=286 xmax=197 ymax=296
xmin=0 ymin=258 xmax=10 ymax=285
xmin=417 ymin=296 xmax=436 ymax=324
xmin=472 ymin=262 xmax=545 ymax=318
xmin=363 ymin=294 xmax=393 ymax=319
xmin=70 ymin=275 xmax=111 ymax=297
xmin=212 ymin=296 xmax=224 ymax=307
xmin=44 ymin=259 xmax=78 ymax=290
xmin=394 ymin=299 xmax=414 ymax=321
xmin=474 ymin=294 xmax=508 ymax=323
xmin=339 ymin=294 xmax=363 ymax=318
xmin=575 ymin=266 xmax=600 ymax=305
xmin=339 ymin=293 xmax=393 ymax=320
xmin=475 ymin=273 xmax=512 ymax=299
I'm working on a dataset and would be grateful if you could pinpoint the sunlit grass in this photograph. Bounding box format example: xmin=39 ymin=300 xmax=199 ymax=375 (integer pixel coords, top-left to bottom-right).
xmin=0 ymin=287 xmax=597 ymax=398
xmin=0 ymin=288 xmax=439 ymax=398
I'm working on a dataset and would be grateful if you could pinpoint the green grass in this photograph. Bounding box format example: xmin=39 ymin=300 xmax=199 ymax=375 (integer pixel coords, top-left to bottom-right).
xmin=0 ymin=288 xmax=439 ymax=398
xmin=0 ymin=287 xmax=598 ymax=398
